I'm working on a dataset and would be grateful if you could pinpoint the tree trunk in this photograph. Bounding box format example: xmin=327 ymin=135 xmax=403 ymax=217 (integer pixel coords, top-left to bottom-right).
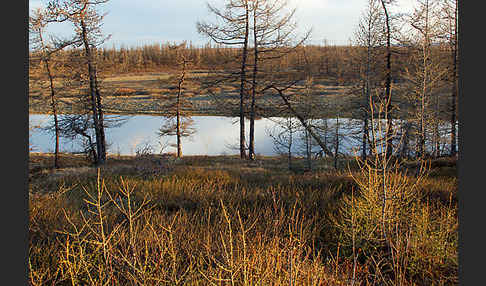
xmin=94 ymin=69 xmax=106 ymax=162
xmin=380 ymin=0 xmax=393 ymax=160
xmin=419 ymin=83 xmax=426 ymax=159
xmin=418 ymin=0 xmax=430 ymax=161
xmin=239 ymin=0 xmax=250 ymax=159
xmin=177 ymin=105 xmax=182 ymax=158
xmin=176 ymin=59 xmax=186 ymax=158
xmin=450 ymin=0 xmax=458 ymax=157
xmin=305 ymin=127 xmax=312 ymax=171
xmin=362 ymin=117 xmax=368 ymax=160
xmin=334 ymin=115 xmax=340 ymax=170
xmin=362 ymin=32 xmax=373 ymax=160
xmin=46 ymin=61 xmax=60 ymax=169
xmin=81 ymin=17 xmax=105 ymax=165
xmin=362 ymin=80 xmax=369 ymax=160
xmin=249 ymin=0 xmax=258 ymax=161
xmin=273 ymin=86 xmax=334 ymax=157
xmin=401 ymin=122 xmax=411 ymax=159
xmin=288 ymin=117 xmax=293 ymax=170
xmin=39 ymin=30 xmax=60 ymax=169
xmin=433 ymin=93 xmax=440 ymax=158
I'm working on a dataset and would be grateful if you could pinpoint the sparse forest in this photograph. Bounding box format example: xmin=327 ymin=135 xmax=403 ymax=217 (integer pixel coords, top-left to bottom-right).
xmin=29 ymin=0 xmax=458 ymax=285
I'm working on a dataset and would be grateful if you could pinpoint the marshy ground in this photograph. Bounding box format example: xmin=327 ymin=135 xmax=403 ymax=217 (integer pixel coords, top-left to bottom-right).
xmin=28 ymin=152 xmax=457 ymax=285
xmin=29 ymin=70 xmax=356 ymax=117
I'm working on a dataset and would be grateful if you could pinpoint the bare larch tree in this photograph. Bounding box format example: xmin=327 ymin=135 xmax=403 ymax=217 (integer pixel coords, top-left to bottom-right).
xmin=353 ymin=0 xmax=386 ymax=160
xmin=29 ymin=7 xmax=78 ymax=168
xmin=197 ymin=0 xmax=251 ymax=159
xmin=439 ymin=0 xmax=458 ymax=157
xmin=379 ymin=0 xmax=395 ymax=159
xmin=46 ymin=0 xmax=110 ymax=166
xmin=157 ymin=43 xmax=196 ymax=158
xmin=247 ymin=0 xmax=310 ymax=160
xmin=401 ymin=0 xmax=446 ymax=160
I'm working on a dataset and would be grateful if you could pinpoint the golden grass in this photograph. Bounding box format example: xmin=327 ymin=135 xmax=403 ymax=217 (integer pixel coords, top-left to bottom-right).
xmin=28 ymin=154 xmax=457 ymax=285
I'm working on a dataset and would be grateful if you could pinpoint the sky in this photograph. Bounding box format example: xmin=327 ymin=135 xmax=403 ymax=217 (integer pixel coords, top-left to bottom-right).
xmin=29 ymin=0 xmax=416 ymax=49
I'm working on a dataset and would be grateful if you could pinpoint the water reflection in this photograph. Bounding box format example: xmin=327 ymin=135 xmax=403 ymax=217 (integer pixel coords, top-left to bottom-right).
xmin=29 ymin=115 xmax=283 ymax=156
xmin=29 ymin=114 xmax=456 ymax=157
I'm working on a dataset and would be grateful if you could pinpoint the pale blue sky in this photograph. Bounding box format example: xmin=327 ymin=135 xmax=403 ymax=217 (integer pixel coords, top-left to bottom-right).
xmin=29 ymin=0 xmax=415 ymax=48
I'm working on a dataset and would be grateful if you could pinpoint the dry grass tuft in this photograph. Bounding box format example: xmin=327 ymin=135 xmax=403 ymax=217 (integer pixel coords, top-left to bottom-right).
xmin=28 ymin=153 xmax=457 ymax=285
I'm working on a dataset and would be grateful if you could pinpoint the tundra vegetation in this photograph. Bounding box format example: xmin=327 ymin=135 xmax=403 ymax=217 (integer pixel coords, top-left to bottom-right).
xmin=29 ymin=0 xmax=458 ymax=285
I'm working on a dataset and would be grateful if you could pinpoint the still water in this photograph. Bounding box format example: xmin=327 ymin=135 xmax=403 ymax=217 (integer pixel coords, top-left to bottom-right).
xmin=29 ymin=114 xmax=454 ymax=157
xmin=29 ymin=115 xmax=290 ymax=156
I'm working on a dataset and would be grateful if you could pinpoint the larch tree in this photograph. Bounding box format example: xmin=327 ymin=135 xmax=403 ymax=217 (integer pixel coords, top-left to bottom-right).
xmin=298 ymin=75 xmax=318 ymax=171
xmin=29 ymin=7 xmax=78 ymax=168
xmin=401 ymin=0 xmax=446 ymax=160
xmin=439 ymin=0 xmax=458 ymax=157
xmin=46 ymin=0 xmax=111 ymax=166
xmin=51 ymin=47 xmax=99 ymax=160
xmin=353 ymin=0 xmax=386 ymax=160
xmin=30 ymin=8 xmax=62 ymax=169
xmin=54 ymin=48 xmax=126 ymax=161
xmin=247 ymin=0 xmax=310 ymax=160
xmin=197 ymin=0 xmax=251 ymax=159
xmin=157 ymin=43 xmax=196 ymax=158
xmin=379 ymin=0 xmax=395 ymax=160
xmin=264 ymin=82 xmax=335 ymax=158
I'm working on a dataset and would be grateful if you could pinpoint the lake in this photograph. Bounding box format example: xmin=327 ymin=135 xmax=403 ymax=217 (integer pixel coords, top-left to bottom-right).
xmin=29 ymin=114 xmax=455 ymax=157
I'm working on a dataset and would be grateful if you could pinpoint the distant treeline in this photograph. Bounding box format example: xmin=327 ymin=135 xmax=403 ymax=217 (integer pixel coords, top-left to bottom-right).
xmin=29 ymin=42 xmax=450 ymax=84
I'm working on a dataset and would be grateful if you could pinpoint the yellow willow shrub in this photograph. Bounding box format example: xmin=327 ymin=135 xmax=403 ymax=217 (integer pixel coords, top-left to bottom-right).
xmin=331 ymin=157 xmax=457 ymax=285
xmin=197 ymin=200 xmax=342 ymax=286
xmin=407 ymin=199 xmax=458 ymax=285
